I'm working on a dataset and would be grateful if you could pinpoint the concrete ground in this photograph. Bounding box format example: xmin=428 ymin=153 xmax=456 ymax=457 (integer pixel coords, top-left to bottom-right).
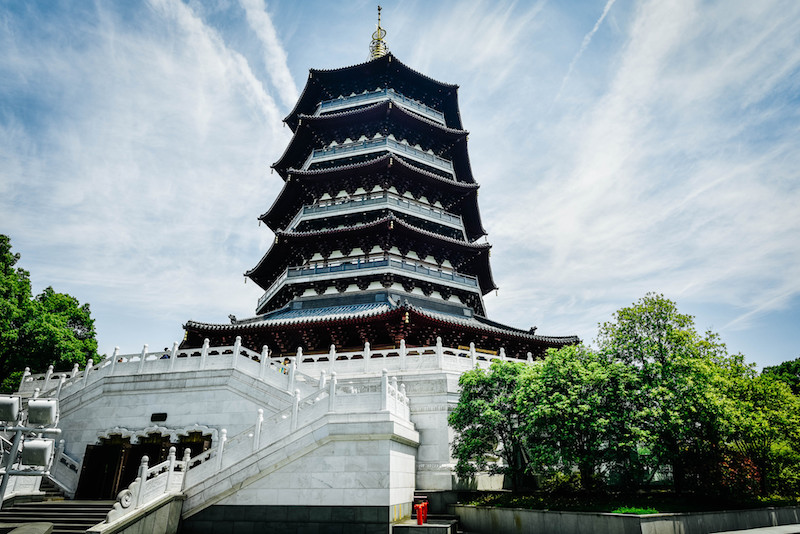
xmin=717 ymin=525 xmax=800 ymax=534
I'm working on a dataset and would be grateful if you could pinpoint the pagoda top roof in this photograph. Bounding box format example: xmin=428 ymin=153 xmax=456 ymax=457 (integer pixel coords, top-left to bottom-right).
xmin=285 ymin=53 xmax=463 ymax=131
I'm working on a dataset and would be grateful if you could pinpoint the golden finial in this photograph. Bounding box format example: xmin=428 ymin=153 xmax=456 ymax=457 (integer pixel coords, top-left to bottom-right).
xmin=369 ymin=5 xmax=389 ymax=59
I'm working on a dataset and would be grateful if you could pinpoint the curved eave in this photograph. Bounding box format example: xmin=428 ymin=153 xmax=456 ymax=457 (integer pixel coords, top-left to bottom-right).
xmin=246 ymin=215 xmax=495 ymax=292
xmin=408 ymin=306 xmax=580 ymax=347
xmin=273 ymin=100 xmax=469 ymax=177
xmin=285 ymin=53 xmax=462 ymax=131
xmin=260 ymin=155 xmax=482 ymax=234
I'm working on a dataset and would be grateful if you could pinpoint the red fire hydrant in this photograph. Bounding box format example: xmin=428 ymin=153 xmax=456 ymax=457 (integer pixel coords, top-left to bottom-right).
xmin=414 ymin=501 xmax=428 ymax=524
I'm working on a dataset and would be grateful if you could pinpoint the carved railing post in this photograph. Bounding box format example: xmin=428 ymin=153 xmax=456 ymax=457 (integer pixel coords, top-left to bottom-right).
xmin=291 ymin=389 xmax=300 ymax=432
xmin=470 ymin=342 xmax=477 ymax=367
xmin=20 ymin=367 xmax=30 ymax=391
xmin=253 ymin=409 xmax=264 ymax=452
xmin=287 ymin=359 xmax=297 ymax=393
xmin=399 ymin=339 xmax=407 ymax=370
xmin=328 ymin=344 xmax=336 ymax=374
xmin=259 ymin=346 xmax=269 ymax=380
xmin=232 ymin=336 xmax=242 ymax=370
xmin=55 ymin=375 xmax=66 ymax=398
xmin=363 ymin=342 xmax=371 ymax=372
xmin=43 ymin=365 xmax=53 ymax=392
xmin=136 ymin=456 xmax=149 ymax=509
xmin=295 ymin=347 xmax=303 ymax=370
xmin=82 ymin=359 xmax=94 ymax=388
xmin=390 ymin=376 xmax=398 ymax=413
xmin=181 ymin=448 xmax=192 ymax=489
xmin=216 ymin=429 xmax=227 ymax=471
xmin=499 ymin=347 xmax=506 ymax=361
xmin=381 ymin=369 xmax=389 ymax=411
xmin=110 ymin=347 xmax=120 ymax=375
xmin=164 ymin=447 xmax=176 ymax=493
xmin=319 ymin=370 xmax=327 ymax=391
xmin=138 ymin=345 xmax=149 ymax=374
xmin=328 ymin=372 xmax=337 ymax=412
xmin=70 ymin=363 xmax=79 ymax=385
xmin=200 ymin=339 xmax=210 ymax=369
xmin=436 ymin=337 xmax=444 ymax=369
xmin=527 ymin=352 xmax=533 ymax=364
xmin=169 ymin=342 xmax=178 ymax=371
xmin=33 ymin=387 xmax=40 ymax=399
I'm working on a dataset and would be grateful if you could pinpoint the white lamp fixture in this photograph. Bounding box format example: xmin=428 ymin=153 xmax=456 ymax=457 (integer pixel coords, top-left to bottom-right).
xmin=27 ymin=399 xmax=58 ymax=426
xmin=21 ymin=439 xmax=54 ymax=467
xmin=0 ymin=397 xmax=20 ymax=424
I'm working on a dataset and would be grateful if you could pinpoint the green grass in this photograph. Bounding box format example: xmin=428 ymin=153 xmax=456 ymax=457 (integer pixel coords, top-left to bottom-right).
xmin=611 ymin=506 xmax=659 ymax=515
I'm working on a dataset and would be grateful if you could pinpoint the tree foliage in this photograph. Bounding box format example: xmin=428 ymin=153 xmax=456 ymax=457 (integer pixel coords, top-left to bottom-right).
xmin=448 ymin=361 xmax=530 ymax=490
xmin=0 ymin=235 xmax=98 ymax=391
xmin=449 ymin=293 xmax=800 ymax=498
xmin=762 ymin=357 xmax=800 ymax=396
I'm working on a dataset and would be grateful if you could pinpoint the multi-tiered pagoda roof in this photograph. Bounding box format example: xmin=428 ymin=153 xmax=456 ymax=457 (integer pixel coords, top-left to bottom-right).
xmin=182 ymin=50 xmax=578 ymax=358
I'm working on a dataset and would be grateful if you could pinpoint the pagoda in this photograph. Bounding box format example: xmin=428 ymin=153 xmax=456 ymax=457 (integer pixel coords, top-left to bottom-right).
xmin=182 ymin=10 xmax=577 ymax=359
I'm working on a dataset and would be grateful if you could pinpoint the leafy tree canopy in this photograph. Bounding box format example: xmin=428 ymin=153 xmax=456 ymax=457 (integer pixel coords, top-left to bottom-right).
xmin=0 ymin=235 xmax=98 ymax=392
xmin=762 ymin=357 xmax=800 ymax=396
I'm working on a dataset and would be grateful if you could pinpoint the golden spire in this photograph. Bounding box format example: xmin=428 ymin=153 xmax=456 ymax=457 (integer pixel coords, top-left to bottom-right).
xmin=369 ymin=5 xmax=389 ymax=59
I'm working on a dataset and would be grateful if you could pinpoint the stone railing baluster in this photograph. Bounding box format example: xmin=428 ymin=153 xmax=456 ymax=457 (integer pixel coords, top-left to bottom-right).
xmin=390 ymin=376 xmax=398 ymax=413
xmin=291 ymin=389 xmax=300 ymax=431
xmin=200 ymin=339 xmax=210 ymax=369
xmin=164 ymin=447 xmax=176 ymax=493
xmin=319 ymin=370 xmax=327 ymax=391
xmin=399 ymin=339 xmax=407 ymax=370
xmin=470 ymin=342 xmax=477 ymax=367
xmin=110 ymin=347 xmax=120 ymax=375
xmin=436 ymin=337 xmax=444 ymax=368
xmin=363 ymin=342 xmax=371 ymax=372
xmin=328 ymin=372 xmax=337 ymax=412
xmin=136 ymin=456 xmax=149 ymax=509
xmin=83 ymin=359 xmax=94 ymax=388
xmin=259 ymin=346 xmax=269 ymax=380
xmin=381 ymin=369 xmax=388 ymax=411
xmin=55 ymin=375 xmax=66 ymax=398
xmin=499 ymin=347 xmax=506 ymax=361
xmin=527 ymin=352 xmax=533 ymax=364
xmin=216 ymin=429 xmax=227 ymax=471
xmin=232 ymin=336 xmax=242 ymax=370
xmin=329 ymin=344 xmax=336 ymax=374
xmin=169 ymin=342 xmax=178 ymax=371
xmin=253 ymin=409 xmax=263 ymax=452
xmin=70 ymin=363 xmax=79 ymax=385
xmin=43 ymin=365 xmax=53 ymax=392
xmin=288 ymin=358 xmax=297 ymax=393
xmin=137 ymin=345 xmax=148 ymax=374
xmin=19 ymin=367 xmax=30 ymax=391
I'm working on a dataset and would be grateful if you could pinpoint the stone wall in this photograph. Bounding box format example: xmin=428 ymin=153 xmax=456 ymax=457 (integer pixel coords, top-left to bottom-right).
xmin=451 ymin=504 xmax=800 ymax=534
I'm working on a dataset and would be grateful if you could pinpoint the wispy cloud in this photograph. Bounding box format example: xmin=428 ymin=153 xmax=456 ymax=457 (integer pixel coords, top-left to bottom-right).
xmin=238 ymin=0 xmax=299 ymax=109
xmin=557 ymin=0 xmax=617 ymax=99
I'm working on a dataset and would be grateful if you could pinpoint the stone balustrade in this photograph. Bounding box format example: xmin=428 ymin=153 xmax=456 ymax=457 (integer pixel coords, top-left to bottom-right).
xmin=103 ymin=446 xmax=190 ymax=526
xmin=18 ymin=338 xmax=528 ymax=399
xmin=49 ymin=439 xmax=81 ymax=497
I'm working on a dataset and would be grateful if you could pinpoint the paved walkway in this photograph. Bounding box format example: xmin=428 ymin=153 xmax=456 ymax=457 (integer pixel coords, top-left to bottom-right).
xmin=716 ymin=525 xmax=800 ymax=534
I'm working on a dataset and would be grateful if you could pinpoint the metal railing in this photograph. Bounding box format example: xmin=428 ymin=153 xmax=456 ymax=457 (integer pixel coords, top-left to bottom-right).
xmin=287 ymin=192 xmax=463 ymax=232
xmin=257 ymin=257 xmax=478 ymax=311
xmin=303 ymin=137 xmax=454 ymax=177
xmin=317 ymin=88 xmax=446 ymax=125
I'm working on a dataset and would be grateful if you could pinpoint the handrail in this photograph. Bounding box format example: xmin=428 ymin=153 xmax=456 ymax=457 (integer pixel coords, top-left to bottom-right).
xmin=317 ymin=88 xmax=446 ymax=125
xmin=304 ymin=137 xmax=454 ymax=176
xmin=257 ymin=256 xmax=478 ymax=311
xmin=286 ymin=191 xmax=463 ymax=233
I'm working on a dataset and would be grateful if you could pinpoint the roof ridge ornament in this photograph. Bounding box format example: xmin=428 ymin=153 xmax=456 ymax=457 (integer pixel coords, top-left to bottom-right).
xmin=369 ymin=5 xmax=389 ymax=59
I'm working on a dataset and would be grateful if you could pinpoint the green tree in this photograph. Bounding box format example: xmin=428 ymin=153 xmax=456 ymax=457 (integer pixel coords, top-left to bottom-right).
xmin=517 ymin=344 xmax=636 ymax=491
xmin=596 ymin=293 xmax=736 ymax=492
xmin=728 ymin=373 xmax=800 ymax=494
xmin=0 ymin=235 xmax=98 ymax=391
xmin=762 ymin=357 xmax=800 ymax=396
xmin=448 ymin=361 xmax=530 ymax=490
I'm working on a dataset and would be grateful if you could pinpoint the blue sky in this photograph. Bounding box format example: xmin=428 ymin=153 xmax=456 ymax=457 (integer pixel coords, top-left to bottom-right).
xmin=2 ymin=0 xmax=799 ymax=369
